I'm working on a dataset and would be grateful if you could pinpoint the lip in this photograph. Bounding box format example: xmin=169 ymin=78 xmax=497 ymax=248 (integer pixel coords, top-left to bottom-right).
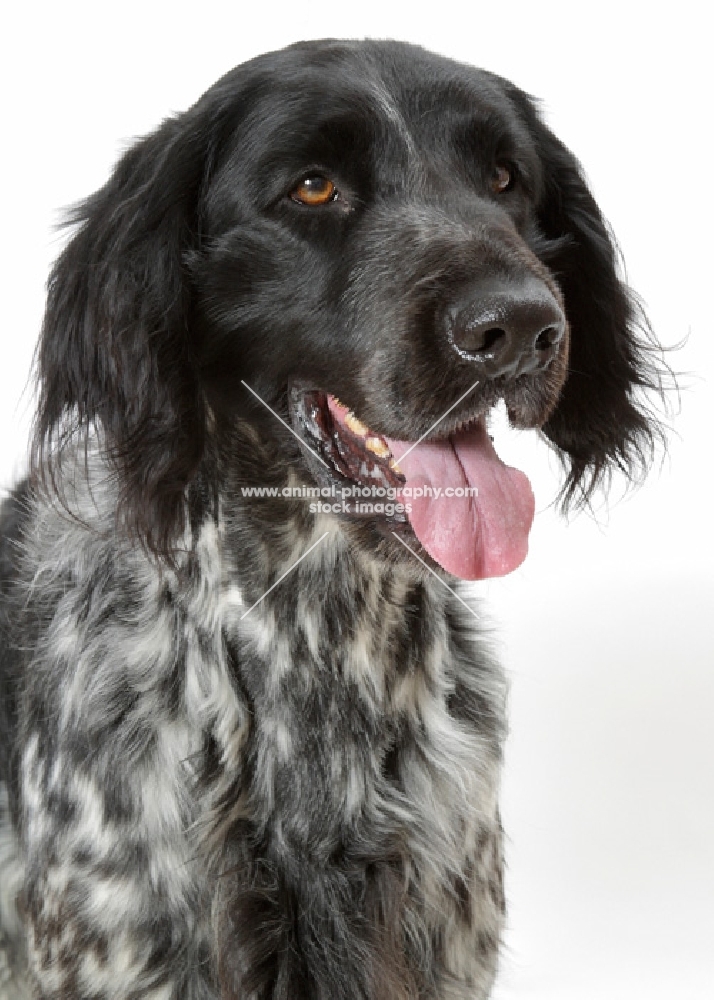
xmin=287 ymin=382 xmax=412 ymax=525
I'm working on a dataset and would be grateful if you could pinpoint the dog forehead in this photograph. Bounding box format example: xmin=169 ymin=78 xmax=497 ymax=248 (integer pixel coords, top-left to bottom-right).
xmin=210 ymin=39 xmax=517 ymax=150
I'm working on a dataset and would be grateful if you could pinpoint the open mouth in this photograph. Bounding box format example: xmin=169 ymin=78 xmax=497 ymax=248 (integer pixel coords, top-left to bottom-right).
xmin=288 ymin=386 xmax=407 ymax=502
xmin=288 ymin=383 xmax=535 ymax=581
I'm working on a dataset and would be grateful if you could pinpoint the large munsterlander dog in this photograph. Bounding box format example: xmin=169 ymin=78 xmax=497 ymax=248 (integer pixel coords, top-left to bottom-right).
xmin=0 ymin=39 xmax=663 ymax=1000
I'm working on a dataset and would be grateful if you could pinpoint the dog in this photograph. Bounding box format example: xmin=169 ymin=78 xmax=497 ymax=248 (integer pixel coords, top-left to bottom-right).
xmin=0 ymin=39 xmax=664 ymax=1000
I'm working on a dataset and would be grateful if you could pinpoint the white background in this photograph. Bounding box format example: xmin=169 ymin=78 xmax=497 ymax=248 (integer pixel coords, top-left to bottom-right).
xmin=1 ymin=2 xmax=712 ymax=997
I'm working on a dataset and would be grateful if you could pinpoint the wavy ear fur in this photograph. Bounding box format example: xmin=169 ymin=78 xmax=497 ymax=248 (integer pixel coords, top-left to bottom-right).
xmin=509 ymin=88 xmax=667 ymax=506
xmin=32 ymin=108 xmax=223 ymax=559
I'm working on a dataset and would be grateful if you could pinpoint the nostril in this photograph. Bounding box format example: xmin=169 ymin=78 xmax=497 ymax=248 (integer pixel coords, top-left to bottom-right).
xmin=535 ymin=325 xmax=562 ymax=352
xmin=468 ymin=326 xmax=506 ymax=356
xmin=480 ymin=328 xmax=506 ymax=354
xmin=450 ymin=317 xmax=509 ymax=359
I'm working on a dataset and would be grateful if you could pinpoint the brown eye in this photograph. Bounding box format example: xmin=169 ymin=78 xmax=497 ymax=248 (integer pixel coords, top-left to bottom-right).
xmin=290 ymin=175 xmax=337 ymax=206
xmin=491 ymin=163 xmax=514 ymax=194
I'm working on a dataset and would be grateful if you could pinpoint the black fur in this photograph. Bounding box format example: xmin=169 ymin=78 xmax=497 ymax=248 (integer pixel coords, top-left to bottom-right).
xmin=0 ymin=39 xmax=665 ymax=999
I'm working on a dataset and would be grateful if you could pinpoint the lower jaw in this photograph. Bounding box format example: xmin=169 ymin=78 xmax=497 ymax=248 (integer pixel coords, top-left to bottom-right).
xmin=287 ymin=384 xmax=411 ymax=528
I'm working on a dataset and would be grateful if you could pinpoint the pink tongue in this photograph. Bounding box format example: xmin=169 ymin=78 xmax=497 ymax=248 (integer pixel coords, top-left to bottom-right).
xmin=385 ymin=423 xmax=535 ymax=580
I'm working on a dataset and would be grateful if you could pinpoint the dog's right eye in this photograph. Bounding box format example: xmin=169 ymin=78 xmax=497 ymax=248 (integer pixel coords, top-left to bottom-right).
xmin=289 ymin=175 xmax=338 ymax=206
xmin=491 ymin=163 xmax=515 ymax=194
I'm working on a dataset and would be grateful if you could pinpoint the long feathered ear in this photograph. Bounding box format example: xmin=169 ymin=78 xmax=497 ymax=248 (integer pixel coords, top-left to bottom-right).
xmin=508 ymin=88 xmax=668 ymax=506
xmin=32 ymin=109 xmax=221 ymax=559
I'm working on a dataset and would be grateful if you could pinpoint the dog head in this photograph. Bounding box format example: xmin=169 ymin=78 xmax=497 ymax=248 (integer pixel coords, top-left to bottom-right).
xmin=33 ymin=40 xmax=665 ymax=577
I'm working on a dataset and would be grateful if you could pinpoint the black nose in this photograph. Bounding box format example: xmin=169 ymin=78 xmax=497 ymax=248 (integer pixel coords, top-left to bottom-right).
xmin=448 ymin=278 xmax=566 ymax=377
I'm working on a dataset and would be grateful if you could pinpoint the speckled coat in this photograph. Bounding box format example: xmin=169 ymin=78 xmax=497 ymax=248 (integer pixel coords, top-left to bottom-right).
xmin=0 ymin=441 xmax=506 ymax=999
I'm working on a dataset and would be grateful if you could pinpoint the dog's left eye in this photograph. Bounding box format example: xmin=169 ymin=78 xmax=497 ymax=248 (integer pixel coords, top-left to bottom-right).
xmin=491 ymin=163 xmax=514 ymax=194
xmin=290 ymin=175 xmax=338 ymax=206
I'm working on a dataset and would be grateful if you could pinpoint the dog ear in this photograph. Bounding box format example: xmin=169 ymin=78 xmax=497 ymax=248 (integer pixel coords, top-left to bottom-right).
xmin=508 ymin=88 xmax=667 ymax=507
xmin=32 ymin=107 xmax=225 ymax=559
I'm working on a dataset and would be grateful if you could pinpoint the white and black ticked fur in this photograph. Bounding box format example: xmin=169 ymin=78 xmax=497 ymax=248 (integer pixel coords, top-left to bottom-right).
xmin=0 ymin=40 xmax=665 ymax=1000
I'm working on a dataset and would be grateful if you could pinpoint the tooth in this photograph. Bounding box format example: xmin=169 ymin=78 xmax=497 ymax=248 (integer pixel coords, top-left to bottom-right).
xmin=365 ymin=437 xmax=390 ymax=458
xmin=389 ymin=458 xmax=403 ymax=474
xmin=345 ymin=412 xmax=369 ymax=437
